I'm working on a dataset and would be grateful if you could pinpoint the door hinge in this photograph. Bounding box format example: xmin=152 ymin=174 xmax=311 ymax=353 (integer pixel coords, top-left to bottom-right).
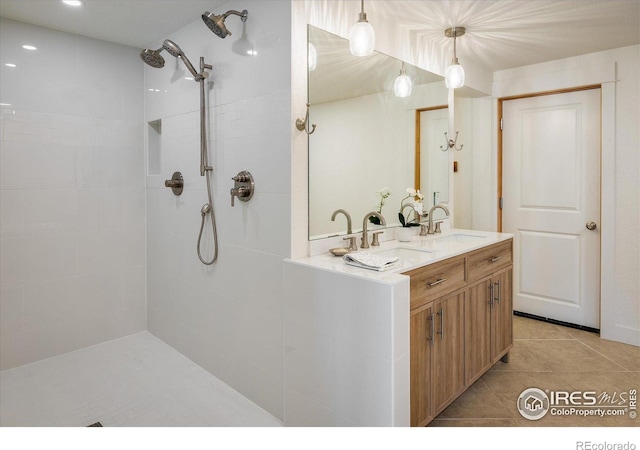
xmin=500 ymin=117 xmax=503 ymax=131
xmin=499 ymin=197 xmax=504 ymax=209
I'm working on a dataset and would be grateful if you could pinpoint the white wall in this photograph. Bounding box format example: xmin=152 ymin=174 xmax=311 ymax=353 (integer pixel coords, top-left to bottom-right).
xmin=144 ymin=0 xmax=291 ymax=420
xmin=0 ymin=18 xmax=146 ymax=370
xmin=490 ymin=45 xmax=640 ymax=346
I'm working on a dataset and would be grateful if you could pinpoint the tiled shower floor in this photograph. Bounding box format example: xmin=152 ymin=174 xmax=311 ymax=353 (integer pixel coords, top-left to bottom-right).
xmin=0 ymin=332 xmax=282 ymax=427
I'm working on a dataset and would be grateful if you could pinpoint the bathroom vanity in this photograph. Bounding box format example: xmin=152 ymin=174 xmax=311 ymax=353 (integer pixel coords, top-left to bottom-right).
xmin=284 ymin=229 xmax=513 ymax=427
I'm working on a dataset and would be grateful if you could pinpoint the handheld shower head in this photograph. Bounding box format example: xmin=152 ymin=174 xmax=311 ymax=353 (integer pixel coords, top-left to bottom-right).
xmin=139 ymin=48 xmax=165 ymax=68
xmin=202 ymin=9 xmax=248 ymax=38
xmin=163 ymin=39 xmax=199 ymax=79
xmin=162 ymin=39 xmax=183 ymax=58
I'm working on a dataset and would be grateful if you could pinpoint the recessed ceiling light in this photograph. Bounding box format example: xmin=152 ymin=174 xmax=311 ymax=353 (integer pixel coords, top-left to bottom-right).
xmin=5 ymin=63 xmax=17 ymax=68
xmin=0 ymin=103 xmax=12 ymax=107
xmin=22 ymin=45 xmax=37 ymax=51
xmin=62 ymin=0 xmax=84 ymax=6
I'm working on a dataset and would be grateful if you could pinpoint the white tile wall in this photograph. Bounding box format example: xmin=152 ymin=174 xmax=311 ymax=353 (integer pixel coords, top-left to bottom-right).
xmin=144 ymin=0 xmax=291 ymax=422
xmin=0 ymin=18 xmax=146 ymax=370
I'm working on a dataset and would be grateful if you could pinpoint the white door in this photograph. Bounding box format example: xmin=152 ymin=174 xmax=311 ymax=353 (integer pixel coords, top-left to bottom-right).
xmin=502 ymin=89 xmax=601 ymax=329
xmin=420 ymin=108 xmax=449 ymax=219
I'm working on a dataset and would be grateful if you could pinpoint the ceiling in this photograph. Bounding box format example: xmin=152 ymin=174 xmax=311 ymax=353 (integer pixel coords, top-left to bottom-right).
xmin=0 ymin=0 xmax=638 ymax=72
xmin=0 ymin=0 xmax=229 ymax=48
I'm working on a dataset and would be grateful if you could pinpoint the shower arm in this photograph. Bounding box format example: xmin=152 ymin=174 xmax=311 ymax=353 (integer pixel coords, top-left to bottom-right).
xmin=199 ymin=57 xmax=213 ymax=176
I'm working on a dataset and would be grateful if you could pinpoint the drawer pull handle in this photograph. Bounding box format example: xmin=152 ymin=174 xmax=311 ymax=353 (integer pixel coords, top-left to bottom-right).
xmin=488 ymin=256 xmax=501 ymax=263
xmin=427 ymin=278 xmax=447 ymax=288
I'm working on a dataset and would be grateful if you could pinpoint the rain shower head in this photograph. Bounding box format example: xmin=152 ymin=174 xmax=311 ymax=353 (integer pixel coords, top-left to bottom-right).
xmin=202 ymin=9 xmax=248 ymax=38
xmin=163 ymin=39 xmax=199 ymax=79
xmin=139 ymin=48 xmax=165 ymax=68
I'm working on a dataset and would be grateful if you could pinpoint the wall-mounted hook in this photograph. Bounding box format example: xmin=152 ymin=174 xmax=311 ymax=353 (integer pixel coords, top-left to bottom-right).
xmin=439 ymin=131 xmax=464 ymax=151
xmin=296 ymin=103 xmax=316 ymax=135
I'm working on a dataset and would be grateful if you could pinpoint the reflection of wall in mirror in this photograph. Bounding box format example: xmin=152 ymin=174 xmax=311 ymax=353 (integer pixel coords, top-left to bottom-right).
xmin=308 ymin=82 xmax=447 ymax=239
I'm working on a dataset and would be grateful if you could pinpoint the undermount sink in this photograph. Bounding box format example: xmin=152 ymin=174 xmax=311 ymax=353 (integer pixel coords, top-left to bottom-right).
xmin=434 ymin=233 xmax=486 ymax=243
xmin=373 ymin=247 xmax=432 ymax=259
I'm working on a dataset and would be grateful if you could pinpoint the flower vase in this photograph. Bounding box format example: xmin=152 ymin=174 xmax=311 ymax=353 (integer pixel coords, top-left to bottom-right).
xmin=397 ymin=227 xmax=415 ymax=242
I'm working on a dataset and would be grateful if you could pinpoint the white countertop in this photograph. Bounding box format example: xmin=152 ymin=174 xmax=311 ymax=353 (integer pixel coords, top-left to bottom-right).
xmin=286 ymin=228 xmax=513 ymax=284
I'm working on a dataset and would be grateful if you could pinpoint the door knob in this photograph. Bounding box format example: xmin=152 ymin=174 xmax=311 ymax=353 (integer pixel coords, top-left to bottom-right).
xmin=586 ymin=221 xmax=597 ymax=231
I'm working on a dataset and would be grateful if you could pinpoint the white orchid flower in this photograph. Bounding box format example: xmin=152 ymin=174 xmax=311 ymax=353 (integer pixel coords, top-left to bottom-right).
xmin=406 ymin=187 xmax=417 ymax=196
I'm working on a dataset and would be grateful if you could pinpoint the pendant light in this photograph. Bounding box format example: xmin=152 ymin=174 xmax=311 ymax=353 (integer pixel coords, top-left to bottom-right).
xmin=393 ymin=62 xmax=412 ymax=97
xmin=444 ymin=27 xmax=465 ymax=89
xmin=349 ymin=0 xmax=375 ymax=56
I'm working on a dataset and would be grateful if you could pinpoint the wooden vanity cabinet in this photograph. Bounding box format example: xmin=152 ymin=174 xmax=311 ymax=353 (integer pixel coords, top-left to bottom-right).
xmin=408 ymin=239 xmax=513 ymax=426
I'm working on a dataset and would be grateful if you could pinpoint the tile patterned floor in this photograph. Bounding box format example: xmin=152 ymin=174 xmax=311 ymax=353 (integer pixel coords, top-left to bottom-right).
xmin=1 ymin=317 xmax=638 ymax=427
xmin=0 ymin=332 xmax=282 ymax=427
xmin=430 ymin=316 xmax=640 ymax=427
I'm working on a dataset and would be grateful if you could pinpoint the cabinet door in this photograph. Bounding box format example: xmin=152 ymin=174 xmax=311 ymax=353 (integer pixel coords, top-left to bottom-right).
xmin=465 ymin=278 xmax=492 ymax=384
xmin=492 ymin=268 xmax=513 ymax=362
xmin=410 ymin=305 xmax=433 ymax=427
xmin=432 ymin=291 xmax=465 ymax=415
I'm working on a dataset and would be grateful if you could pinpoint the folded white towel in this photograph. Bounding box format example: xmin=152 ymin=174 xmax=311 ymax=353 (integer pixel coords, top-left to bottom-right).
xmin=343 ymin=251 xmax=399 ymax=272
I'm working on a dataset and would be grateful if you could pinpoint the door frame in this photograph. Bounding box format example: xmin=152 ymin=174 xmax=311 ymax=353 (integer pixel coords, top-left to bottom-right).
xmin=496 ymin=84 xmax=615 ymax=333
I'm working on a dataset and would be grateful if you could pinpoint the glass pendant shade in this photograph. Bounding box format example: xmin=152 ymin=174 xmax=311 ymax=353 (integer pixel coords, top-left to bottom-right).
xmin=394 ymin=71 xmax=412 ymax=97
xmin=308 ymin=43 xmax=317 ymax=71
xmin=445 ymin=63 xmax=465 ymax=89
xmin=349 ymin=21 xmax=375 ymax=56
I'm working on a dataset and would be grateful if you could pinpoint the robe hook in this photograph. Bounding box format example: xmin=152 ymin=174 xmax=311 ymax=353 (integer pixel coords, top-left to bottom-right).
xmin=440 ymin=131 xmax=463 ymax=151
xmin=296 ymin=103 xmax=316 ymax=135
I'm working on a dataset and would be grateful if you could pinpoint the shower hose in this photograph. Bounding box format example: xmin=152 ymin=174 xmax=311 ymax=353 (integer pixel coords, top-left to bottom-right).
xmin=197 ymin=169 xmax=218 ymax=265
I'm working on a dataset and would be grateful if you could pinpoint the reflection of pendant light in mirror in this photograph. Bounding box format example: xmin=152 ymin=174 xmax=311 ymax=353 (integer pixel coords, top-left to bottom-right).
xmin=349 ymin=0 xmax=375 ymax=56
xmin=308 ymin=42 xmax=317 ymax=71
xmin=444 ymin=27 xmax=465 ymax=89
xmin=393 ymin=62 xmax=412 ymax=97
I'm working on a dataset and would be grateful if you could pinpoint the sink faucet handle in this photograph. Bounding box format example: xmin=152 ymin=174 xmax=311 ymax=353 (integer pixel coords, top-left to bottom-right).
xmin=343 ymin=236 xmax=357 ymax=251
xmin=435 ymin=221 xmax=443 ymax=234
xmin=420 ymin=224 xmax=428 ymax=236
xmin=372 ymin=231 xmax=383 ymax=246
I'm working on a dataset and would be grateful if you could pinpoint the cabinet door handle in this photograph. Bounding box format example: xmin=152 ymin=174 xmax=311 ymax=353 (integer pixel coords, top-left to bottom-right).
xmin=489 ymin=283 xmax=494 ymax=308
xmin=427 ymin=278 xmax=447 ymax=288
xmin=488 ymin=256 xmax=501 ymax=263
xmin=436 ymin=308 xmax=444 ymax=339
xmin=427 ymin=314 xmax=434 ymax=344
xmin=495 ymin=280 xmax=501 ymax=304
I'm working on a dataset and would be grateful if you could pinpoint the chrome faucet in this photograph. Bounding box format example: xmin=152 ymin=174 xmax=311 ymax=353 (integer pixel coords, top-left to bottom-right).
xmin=331 ymin=209 xmax=353 ymax=235
xmin=361 ymin=211 xmax=386 ymax=249
xmin=427 ymin=204 xmax=450 ymax=234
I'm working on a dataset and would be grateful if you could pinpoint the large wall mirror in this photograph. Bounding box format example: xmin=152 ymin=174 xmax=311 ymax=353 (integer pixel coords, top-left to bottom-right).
xmin=307 ymin=25 xmax=449 ymax=240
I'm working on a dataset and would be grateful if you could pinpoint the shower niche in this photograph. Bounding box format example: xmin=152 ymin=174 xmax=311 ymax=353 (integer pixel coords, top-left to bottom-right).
xmin=147 ymin=119 xmax=162 ymax=176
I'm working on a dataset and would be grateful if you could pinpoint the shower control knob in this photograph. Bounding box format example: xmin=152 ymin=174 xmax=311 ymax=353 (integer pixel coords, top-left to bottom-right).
xmin=230 ymin=170 xmax=254 ymax=207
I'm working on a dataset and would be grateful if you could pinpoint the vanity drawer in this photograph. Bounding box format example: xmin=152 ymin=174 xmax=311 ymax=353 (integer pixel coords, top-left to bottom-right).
xmin=405 ymin=255 xmax=467 ymax=310
xmin=468 ymin=239 xmax=513 ymax=283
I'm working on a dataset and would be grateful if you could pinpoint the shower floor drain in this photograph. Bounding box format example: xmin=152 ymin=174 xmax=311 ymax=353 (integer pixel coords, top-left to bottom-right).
xmin=87 ymin=422 xmax=103 ymax=427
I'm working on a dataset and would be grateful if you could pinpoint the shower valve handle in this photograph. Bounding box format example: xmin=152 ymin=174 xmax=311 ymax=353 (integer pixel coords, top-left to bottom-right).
xmin=230 ymin=187 xmax=249 ymax=206
xmin=230 ymin=170 xmax=255 ymax=207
